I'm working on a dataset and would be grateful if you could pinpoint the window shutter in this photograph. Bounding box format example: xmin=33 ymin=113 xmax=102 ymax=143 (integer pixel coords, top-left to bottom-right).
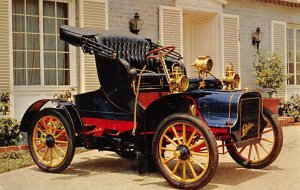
xmin=271 ymin=21 xmax=287 ymax=99
xmin=0 ymin=1 xmax=10 ymax=92
xmin=223 ymin=14 xmax=240 ymax=77
xmin=159 ymin=6 xmax=183 ymax=56
xmin=80 ymin=0 xmax=107 ymax=92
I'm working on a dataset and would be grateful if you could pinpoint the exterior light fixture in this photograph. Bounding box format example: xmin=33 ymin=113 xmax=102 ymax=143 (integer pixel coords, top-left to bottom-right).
xmin=129 ymin=12 xmax=144 ymax=35
xmin=252 ymin=27 xmax=261 ymax=51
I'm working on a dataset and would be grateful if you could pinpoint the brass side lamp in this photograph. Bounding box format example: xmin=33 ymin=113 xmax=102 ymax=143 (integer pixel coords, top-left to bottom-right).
xmin=169 ymin=63 xmax=189 ymax=93
xmin=222 ymin=63 xmax=240 ymax=90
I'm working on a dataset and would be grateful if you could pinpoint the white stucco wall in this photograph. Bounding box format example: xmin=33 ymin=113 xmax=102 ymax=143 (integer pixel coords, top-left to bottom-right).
xmin=224 ymin=0 xmax=300 ymax=93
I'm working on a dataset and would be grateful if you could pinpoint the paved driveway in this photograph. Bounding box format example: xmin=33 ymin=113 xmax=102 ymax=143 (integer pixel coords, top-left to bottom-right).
xmin=0 ymin=126 xmax=299 ymax=190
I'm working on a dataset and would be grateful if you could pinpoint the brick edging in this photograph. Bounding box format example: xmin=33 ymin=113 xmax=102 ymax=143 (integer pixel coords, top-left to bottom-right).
xmin=0 ymin=145 xmax=28 ymax=153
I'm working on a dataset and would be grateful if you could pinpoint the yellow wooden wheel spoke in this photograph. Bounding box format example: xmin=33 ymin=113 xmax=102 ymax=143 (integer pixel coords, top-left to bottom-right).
xmin=172 ymin=160 xmax=181 ymax=174
xmin=187 ymin=159 xmax=197 ymax=178
xmin=191 ymin=151 xmax=208 ymax=157
xmin=55 ymin=144 xmax=66 ymax=156
xmin=49 ymin=117 xmax=54 ymax=135
xmin=254 ymin=144 xmax=261 ymax=160
xmin=190 ymin=157 xmax=205 ymax=170
xmin=33 ymin=138 xmax=43 ymax=141
xmin=258 ymin=142 xmax=269 ymax=154
xmin=42 ymin=147 xmax=49 ymax=161
xmin=263 ymin=128 xmax=273 ymax=134
xmin=37 ymin=143 xmax=46 ymax=151
xmin=164 ymin=134 xmax=178 ymax=147
xmin=189 ymin=140 xmax=205 ymax=151
xmin=163 ymin=156 xmax=176 ymax=164
xmin=187 ymin=129 xmax=197 ymax=146
xmin=261 ymin=138 xmax=274 ymax=144
xmin=43 ymin=120 xmax=50 ymax=134
xmin=37 ymin=127 xmax=46 ymax=137
xmin=53 ymin=147 xmax=61 ymax=163
xmin=55 ymin=131 xmax=66 ymax=140
xmin=52 ymin=122 xmax=58 ymax=136
xmin=56 ymin=140 xmax=68 ymax=144
xmin=182 ymin=124 xmax=186 ymax=144
xmin=49 ymin=148 xmax=53 ymax=166
xmin=248 ymin=145 xmax=253 ymax=160
xmin=161 ymin=147 xmax=176 ymax=152
xmin=182 ymin=161 xmax=187 ymax=181
xmin=171 ymin=126 xmax=182 ymax=145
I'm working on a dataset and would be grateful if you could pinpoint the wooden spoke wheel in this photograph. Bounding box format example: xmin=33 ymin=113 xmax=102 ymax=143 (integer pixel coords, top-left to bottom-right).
xmin=153 ymin=114 xmax=218 ymax=189
xmin=28 ymin=109 xmax=75 ymax=173
xmin=226 ymin=108 xmax=283 ymax=169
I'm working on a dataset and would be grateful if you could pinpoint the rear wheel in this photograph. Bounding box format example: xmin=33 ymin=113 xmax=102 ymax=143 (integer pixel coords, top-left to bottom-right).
xmin=226 ymin=108 xmax=283 ymax=169
xmin=153 ymin=114 xmax=218 ymax=189
xmin=28 ymin=108 xmax=75 ymax=173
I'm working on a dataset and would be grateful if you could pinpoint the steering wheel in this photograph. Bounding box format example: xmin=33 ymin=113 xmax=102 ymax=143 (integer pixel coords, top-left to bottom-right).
xmin=146 ymin=46 xmax=175 ymax=59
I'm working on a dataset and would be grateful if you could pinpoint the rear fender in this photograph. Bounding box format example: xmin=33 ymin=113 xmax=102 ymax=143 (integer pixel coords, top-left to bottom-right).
xmin=20 ymin=99 xmax=83 ymax=136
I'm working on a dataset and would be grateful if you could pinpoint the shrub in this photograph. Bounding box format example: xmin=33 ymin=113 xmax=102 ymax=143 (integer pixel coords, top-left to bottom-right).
xmin=0 ymin=118 xmax=23 ymax=147
xmin=279 ymin=94 xmax=300 ymax=121
xmin=252 ymin=51 xmax=287 ymax=97
xmin=0 ymin=92 xmax=10 ymax=115
xmin=53 ymin=87 xmax=77 ymax=102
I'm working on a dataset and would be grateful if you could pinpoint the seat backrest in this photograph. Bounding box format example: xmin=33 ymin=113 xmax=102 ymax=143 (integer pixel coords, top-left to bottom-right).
xmin=94 ymin=32 xmax=157 ymax=70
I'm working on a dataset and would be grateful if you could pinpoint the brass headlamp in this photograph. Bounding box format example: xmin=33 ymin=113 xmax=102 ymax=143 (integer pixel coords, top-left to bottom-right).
xmin=222 ymin=63 xmax=240 ymax=90
xmin=191 ymin=56 xmax=213 ymax=89
xmin=191 ymin=56 xmax=213 ymax=75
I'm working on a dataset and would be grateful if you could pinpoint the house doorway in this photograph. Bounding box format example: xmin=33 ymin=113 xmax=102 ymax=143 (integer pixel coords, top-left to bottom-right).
xmin=183 ymin=11 xmax=221 ymax=78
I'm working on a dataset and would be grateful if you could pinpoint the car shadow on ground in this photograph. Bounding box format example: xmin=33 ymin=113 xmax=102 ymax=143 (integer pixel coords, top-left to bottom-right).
xmin=30 ymin=152 xmax=283 ymax=189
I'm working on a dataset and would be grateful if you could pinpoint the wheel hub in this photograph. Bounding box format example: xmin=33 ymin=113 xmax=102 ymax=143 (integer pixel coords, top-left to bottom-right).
xmin=45 ymin=134 xmax=55 ymax=148
xmin=175 ymin=144 xmax=190 ymax=160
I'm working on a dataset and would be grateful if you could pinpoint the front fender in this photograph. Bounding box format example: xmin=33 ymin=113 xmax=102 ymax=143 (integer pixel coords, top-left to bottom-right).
xmin=20 ymin=99 xmax=83 ymax=136
xmin=141 ymin=92 xmax=210 ymax=133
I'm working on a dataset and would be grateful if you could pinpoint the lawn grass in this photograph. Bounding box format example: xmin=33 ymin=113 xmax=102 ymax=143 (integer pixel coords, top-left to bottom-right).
xmin=0 ymin=148 xmax=88 ymax=174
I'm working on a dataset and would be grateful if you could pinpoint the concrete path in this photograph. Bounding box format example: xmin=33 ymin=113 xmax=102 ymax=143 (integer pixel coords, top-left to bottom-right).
xmin=0 ymin=126 xmax=299 ymax=190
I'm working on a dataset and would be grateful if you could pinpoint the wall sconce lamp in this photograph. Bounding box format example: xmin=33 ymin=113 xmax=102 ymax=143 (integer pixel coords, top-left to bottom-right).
xmin=129 ymin=12 xmax=144 ymax=35
xmin=252 ymin=27 xmax=261 ymax=51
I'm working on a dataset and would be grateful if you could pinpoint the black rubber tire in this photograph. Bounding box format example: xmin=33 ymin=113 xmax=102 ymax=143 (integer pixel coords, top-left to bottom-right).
xmin=152 ymin=114 xmax=218 ymax=189
xmin=226 ymin=108 xmax=283 ymax=169
xmin=28 ymin=108 xmax=75 ymax=173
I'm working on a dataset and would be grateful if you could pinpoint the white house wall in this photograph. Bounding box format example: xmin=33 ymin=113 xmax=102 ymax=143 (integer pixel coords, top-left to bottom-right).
xmin=223 ymin=0 xmax=300 ymax=96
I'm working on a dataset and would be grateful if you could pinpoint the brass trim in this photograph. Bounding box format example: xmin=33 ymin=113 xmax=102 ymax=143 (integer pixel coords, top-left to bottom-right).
xmin=227 ymin=92 xmax=236 ymax=126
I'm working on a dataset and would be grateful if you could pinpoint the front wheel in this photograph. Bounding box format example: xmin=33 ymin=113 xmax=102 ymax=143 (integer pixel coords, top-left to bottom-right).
xmin=226 ymin=108 xmax=283 ymax=169
xmin=28 ymin=108 xmax=75 ymax=173
xmin=152 ymin=114 xmax=218 ymax=189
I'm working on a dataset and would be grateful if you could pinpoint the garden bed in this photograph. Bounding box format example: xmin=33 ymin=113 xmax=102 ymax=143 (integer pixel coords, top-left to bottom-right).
xmin=0 ymin=148 xmax=88 ymax=174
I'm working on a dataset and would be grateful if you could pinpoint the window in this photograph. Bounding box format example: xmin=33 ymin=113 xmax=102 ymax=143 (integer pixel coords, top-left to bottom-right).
xmin=287 ymin=27 xmax=300 ymax=85
xmin=12 ymin=0 xmax=69 ymax=86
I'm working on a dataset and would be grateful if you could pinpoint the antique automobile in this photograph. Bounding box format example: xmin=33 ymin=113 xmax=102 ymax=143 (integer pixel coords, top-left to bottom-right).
xmin=20 ymin=25 xmax=283 ymax=189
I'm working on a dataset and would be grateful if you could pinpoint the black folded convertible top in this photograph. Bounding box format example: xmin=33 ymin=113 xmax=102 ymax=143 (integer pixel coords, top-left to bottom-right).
xmin=60 ymin=25 xmax=146 ymax=47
